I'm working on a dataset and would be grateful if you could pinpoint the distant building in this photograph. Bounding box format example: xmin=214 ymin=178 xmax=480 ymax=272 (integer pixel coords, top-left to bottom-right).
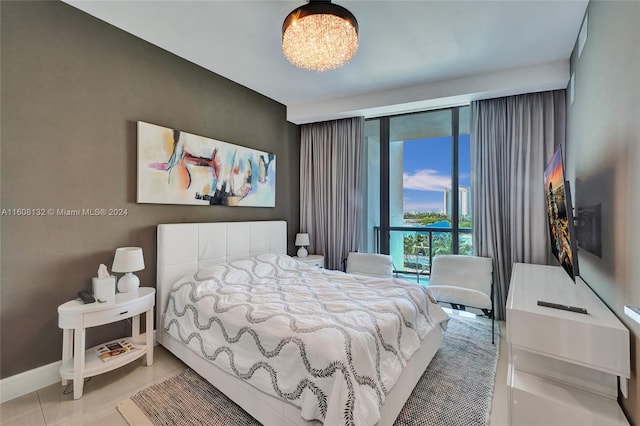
xmin=444 ymin=187 xmax=471 ymax=216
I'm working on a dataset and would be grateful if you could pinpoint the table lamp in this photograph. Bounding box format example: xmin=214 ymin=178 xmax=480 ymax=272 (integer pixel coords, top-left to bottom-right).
xmin=112 ymin=247 xmax=145 ymax=292
xmin=295 ymin=233 xmax=310 ymax=258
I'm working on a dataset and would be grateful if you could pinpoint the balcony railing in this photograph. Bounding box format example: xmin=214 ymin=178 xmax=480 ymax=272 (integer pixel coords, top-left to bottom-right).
xmin=373 ymin=226 xmax=472 ymax=282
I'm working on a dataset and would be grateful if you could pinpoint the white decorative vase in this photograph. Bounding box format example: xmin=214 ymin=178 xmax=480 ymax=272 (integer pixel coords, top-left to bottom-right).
xmin=117 ymin=272 xmax=140 ymax=293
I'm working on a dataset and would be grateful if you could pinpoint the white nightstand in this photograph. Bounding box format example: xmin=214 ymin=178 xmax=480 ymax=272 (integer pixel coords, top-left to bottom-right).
xmin=293 ymin=254 xmax=325 ymax=268
xmin=57 ymin=287 xmax=155 ymax=399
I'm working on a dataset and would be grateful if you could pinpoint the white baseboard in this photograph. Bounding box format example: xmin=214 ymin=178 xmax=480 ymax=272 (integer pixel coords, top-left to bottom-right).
xmin=0 ymin=330 xmax=158 ymax=403
xmin=0 ymin=360 xmax=62 ymax=403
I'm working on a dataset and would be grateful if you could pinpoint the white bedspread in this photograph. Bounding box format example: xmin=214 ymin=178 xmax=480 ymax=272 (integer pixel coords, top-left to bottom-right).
xmin=163 ymin=253 xmax=448 ymax=426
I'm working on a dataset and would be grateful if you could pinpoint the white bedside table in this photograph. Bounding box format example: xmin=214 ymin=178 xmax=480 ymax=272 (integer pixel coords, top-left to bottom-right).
xmin=293 ymin=254 xmax=324 ymax=268
xmin=58 ymin=287 xmax=155 ymax=399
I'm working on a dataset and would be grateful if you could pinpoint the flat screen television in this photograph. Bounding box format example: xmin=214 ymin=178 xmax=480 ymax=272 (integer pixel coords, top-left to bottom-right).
xmin=543 ymin=146 xmax=580 ymax=281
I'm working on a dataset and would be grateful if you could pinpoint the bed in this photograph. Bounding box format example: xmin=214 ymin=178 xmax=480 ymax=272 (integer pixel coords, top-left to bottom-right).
xmin=156 ymin=221 xmax=448 ymax=426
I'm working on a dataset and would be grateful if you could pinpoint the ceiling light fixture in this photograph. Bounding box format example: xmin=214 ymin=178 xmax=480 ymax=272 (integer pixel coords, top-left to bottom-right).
xmin=282 ymin=0 xmax=359 ymax=72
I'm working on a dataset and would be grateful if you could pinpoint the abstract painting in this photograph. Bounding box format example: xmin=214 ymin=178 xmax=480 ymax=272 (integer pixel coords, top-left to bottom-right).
xmin=137 ymin=121 xmax=275 ymax=207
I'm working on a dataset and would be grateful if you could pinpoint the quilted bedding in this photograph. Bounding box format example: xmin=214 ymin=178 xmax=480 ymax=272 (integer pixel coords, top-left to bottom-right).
xmin=163 ymin=253 xmax=449 ymax=426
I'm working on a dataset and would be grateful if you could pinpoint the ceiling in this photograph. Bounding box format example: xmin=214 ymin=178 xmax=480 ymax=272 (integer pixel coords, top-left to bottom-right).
xmin=63 ymin=1 xmax=588 ymax=124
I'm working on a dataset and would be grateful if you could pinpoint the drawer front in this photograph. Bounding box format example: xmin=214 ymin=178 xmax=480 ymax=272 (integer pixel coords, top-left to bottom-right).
xmin=302 ymin=258 xmax=324 ymax=268
xmin=84 ymin=297 xmax=151 ymax=328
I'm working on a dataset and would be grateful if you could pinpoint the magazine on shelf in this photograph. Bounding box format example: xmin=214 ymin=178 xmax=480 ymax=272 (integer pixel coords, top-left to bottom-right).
xmin=95 ymin=339 xmax=138 ymax=362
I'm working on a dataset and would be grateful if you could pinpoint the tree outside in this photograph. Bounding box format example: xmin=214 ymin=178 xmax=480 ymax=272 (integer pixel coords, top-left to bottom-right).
xmin=402 ymin=212 xmax=473 ymax=270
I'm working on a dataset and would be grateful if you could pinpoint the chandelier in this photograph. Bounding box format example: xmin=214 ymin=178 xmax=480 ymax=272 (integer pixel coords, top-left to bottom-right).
xmin=282 ymin=0 xmax=359 ymax=72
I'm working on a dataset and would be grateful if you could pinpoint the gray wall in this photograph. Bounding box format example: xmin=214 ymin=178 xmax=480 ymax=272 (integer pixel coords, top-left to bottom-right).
xmin=0 ymin=1 xmax=300 ymax=378
xmin=566 ymin=1 xmax=640 ymax=422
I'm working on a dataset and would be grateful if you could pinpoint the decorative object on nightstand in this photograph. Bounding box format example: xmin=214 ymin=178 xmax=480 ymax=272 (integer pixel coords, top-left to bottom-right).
xmin=112 ymin=247 xmax=145 ymax=293
xmin=295 ymin=233 xmax=310 ymax=258
xmin=91 ymin=264 xmax=116 ymax=301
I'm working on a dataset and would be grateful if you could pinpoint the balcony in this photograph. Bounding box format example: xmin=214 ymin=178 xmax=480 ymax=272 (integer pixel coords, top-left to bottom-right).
xmin=373 ymin=226 xmax=473 ymax=284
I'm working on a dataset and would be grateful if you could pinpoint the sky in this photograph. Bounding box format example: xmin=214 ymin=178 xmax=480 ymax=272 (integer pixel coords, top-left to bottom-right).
xmin=402 ymin=135 xmax=470 ymax=213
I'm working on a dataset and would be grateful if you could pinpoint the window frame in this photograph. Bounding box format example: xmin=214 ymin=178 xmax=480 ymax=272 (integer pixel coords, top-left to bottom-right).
xmin=372 ymin=105 xmax=469 ymax=256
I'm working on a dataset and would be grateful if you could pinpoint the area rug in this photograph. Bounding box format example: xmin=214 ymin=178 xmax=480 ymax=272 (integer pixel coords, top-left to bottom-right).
xmin=118 ymin=315 xmax=498 ymax=426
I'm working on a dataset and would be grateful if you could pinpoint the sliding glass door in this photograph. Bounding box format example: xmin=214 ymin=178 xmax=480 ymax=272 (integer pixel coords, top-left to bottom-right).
xmin=363 ymin=106 xmax=471 ymax=283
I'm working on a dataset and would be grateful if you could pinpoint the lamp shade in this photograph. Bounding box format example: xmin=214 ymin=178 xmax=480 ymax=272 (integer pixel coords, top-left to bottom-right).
xmin=112 ymin=247 xmax=145 ymax=273
xmin=282 ymin=0 xmax=359 ymax=71
xmin=295 ymin=233 xmax=310 ymax=246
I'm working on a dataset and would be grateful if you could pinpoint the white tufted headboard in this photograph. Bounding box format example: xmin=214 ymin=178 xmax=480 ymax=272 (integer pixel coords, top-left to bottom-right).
xmin=156 ymin=220 xmax=287 ymax=344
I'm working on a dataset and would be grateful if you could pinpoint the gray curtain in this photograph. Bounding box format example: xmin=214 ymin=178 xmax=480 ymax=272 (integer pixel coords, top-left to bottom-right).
xmin=471 ymin=90 xmax=566 ymax=320
xmin=300 ymin=117 xmax=364 ymax=270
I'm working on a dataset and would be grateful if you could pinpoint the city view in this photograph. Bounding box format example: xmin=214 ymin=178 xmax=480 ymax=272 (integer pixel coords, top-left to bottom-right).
xmin=395 ymin=133 xmax=472 ymax=278
xmin=364 ymin=108 xmax=472 ymax=282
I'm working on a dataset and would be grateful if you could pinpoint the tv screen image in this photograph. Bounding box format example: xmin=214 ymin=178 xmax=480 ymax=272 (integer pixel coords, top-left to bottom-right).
xmin=543 ymin=147 xmax=579 ymax=281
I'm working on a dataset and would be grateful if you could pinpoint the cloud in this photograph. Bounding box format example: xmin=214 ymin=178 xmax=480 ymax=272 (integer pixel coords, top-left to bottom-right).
xmin=403 ymin=169 xmax=451 ymax=191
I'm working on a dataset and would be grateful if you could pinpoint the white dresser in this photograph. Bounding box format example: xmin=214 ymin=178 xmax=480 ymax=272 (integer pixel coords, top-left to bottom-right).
xmin=506 ymin=263 xmax=630 ymax=425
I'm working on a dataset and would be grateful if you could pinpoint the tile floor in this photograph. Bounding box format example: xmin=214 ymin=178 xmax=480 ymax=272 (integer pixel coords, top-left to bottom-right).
xmin=1 ymin=319 xmax=508 ymax=426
